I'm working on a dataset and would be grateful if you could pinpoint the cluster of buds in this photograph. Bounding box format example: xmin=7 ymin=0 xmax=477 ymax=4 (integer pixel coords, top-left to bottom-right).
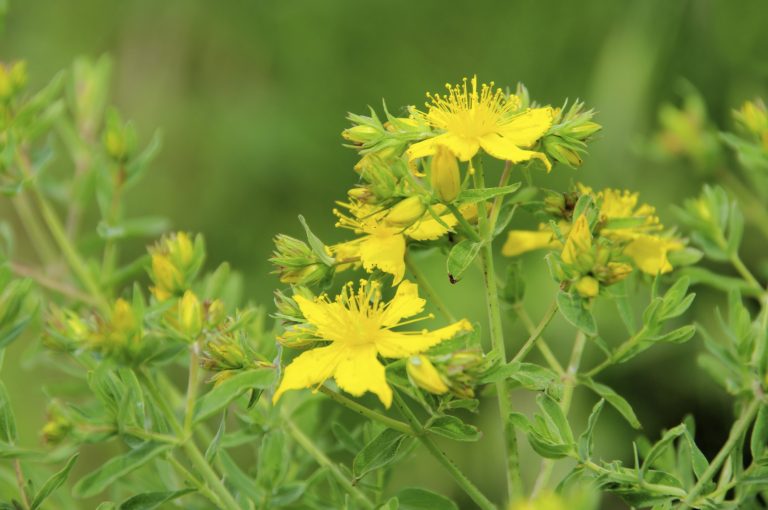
xmin=0 ymin=61 xmax=27 ymax=102
xmin=46 ymin=298 xmax=148 ymax=364
xmin=41 ymin=400 xmax=75 ymax=445
xmin=652 ymin=89 xmax=722 ymax=170
xmin=148 ymin=232 xmax=205 ymax=301
xmin=406 ymin=349 xmax=485 ymax=399
xmin=541 ymin=100 xmax=601 ymax=168
xmin=273 ymin=287 xmax=317 ymax=348
xmin=270 ymin=234 xmax=333 ymax=286
xmin=163 ymin=290 xmax=226 ymax=341
xmin=199 ymin=308 xmax=272 ymax=385
xmin=342 ymin=106 xmax=429 ymax=158
xmin=734 ymin=99 xmax=768 ymax=150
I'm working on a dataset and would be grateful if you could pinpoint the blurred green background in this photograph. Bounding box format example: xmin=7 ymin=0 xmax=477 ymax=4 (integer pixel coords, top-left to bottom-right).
xmin=2 ymin=0 xmax=768 ymax=507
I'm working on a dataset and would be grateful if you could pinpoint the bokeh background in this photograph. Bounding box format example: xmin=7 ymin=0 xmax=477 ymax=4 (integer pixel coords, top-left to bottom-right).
xmin=2 ymin=0 xmax=768 ymax=508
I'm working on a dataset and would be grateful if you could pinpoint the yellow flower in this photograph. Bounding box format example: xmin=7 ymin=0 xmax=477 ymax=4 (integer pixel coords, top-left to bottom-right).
xmin=407 ymin=76 xmax=554 ymax=169
xmin=333 ymin=201 xmax=476 ymax=283
xmin=561 ymin=215 xmax=592 ymax=266
xmin=273 ymin=280 xmax=472 ymax=407
xmin=623 ymin=234 xmax=684 ymax=275
xmin=574 ymin=276 xmax=600 ymax=298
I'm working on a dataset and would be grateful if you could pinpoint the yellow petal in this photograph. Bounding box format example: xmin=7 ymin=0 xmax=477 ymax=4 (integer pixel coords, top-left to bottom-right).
xmin=333 ymin=344 xmax=392 ymax=408
xmin=380 ymin=280 xmax=425 ymax=327
xmin=623 ymin=235 xmax=683 ymax=275
xmin=497 ymin=107 xmax=554 ymax=146
xmin=294 ymin=296 xmax=351 ymax=343
xmin=502 ymin=230 xmax=555 ymax=257
xmin=376 ymin=319 xmax=473 ymax=358
xmin=272 ymin=343 xmax=344 ymax=403
xmin=407 ymin=133 xmax=480 ymax=162
xmin=478 ymin=132 xmax=551 ymax=171
xmin=359 ymin=230 xmax=407 ymax=283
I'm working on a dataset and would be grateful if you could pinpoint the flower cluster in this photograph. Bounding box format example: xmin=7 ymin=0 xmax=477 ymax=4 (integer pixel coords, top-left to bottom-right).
xmin=503 ymin=184 xmax=685 ymax=297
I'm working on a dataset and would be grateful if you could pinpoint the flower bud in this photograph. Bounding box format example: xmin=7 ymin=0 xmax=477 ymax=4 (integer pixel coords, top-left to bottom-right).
xmin=179 ymin=290 xmax=203 ymax=339
xmin=735 ymin=99 xmax=768 ymax=136
xmin=270 ymin=234 xmax=332 ymax=286
xmin=574 ymin=276 xmax=599 ymax=298
xmin=561 ymin=215 xmax=593 ymax=269
xmin=430 ymin=146 xmax=461 ymax=203
xmin=150 ymin=254 xmax=184 ymax=301
xmin=407 ymin=355 xmax=449 ymax=395
xmin=342 ymin=124 xmax=380 ymax=144
xmin=384 ymin=196 xmax=426 ymax=227
xmin=206 ymin=299 xmax=226 ymax=326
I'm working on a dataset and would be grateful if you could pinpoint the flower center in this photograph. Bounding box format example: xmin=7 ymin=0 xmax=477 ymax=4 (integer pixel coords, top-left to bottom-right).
xmin=420 ymin=76 xmax=520 ymax=140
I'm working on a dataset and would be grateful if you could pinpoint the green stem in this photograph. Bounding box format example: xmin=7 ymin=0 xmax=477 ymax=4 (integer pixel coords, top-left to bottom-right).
xmin=12 ymin=192 xmax=57 ymax=266
xmin=729 ymin=252 xmax=762 ymax=293
xmin=511 ymin=299 xmax=558 ymax=364
xmin=717 ymin=169 xmax=768 ymax=240
xmin=488 ymin=161 xmax=512 ymax=235
xmin=584 ymin=326 xmax=648 ymax=378
xmin=14 ymin=459 xmax=30 ymax=510
xmin=473 ymin=156 xmax=522 ymax=503
xmin=184 ymin=345 xmax=201 ymax=435
xmin=139 ymin=369 xmax=241 ymax=510
xmin=405 ymin=252 xmax=456 ymax=322
xmin=513 ymin=304 xmax=565 ymax=375
xmin=393 ymin=392 xmax=496 ymax=510
xmin=10 ymin=262 xmax=98 ymax=305
xmin=16 ymin=151 xmax=109 ymax=312
xmin=166 ymin=453 xmax=223 ymax=508
xmin=682 ymin=398 xmax=762 ymax=509
xmin=318 ymin=386 xmax=415 ymax=436
xmin=446 ymin=202 xmax=482 ymax=243
xmin=282 ymin=413 xmax=374 ymax=509
xmin=531 ymin=331 xmax=587 ymax=496
xmin=581 ymin=459 xmax=687 ymax=498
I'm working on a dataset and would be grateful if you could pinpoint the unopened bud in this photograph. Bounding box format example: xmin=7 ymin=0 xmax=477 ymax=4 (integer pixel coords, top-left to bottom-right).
xmin=574 ymin=276 xmax=599 ymax=298
xmin=407 ymin=355 xmax=449 ymax=395
xmin=179 ymin=290 xmax=202 ymax=338
xmin=385 ymin=196 xmax=426 ymax=227
xmin=430 ymin=146 xmax=461 ymax=203
xmin=342 ymin=124 xmax=380 ymax=144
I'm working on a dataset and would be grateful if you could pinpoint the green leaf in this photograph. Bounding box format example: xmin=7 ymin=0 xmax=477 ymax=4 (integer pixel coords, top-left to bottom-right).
xmin=580 ymin=377 xmax=641 ymax=429
xmin=73 ymin=442 xmax=173 ymax=498
xmin=118 ymin=489 xmax=195 ymax=510
xmin=29 ymin=453 xmax=79 ymax=510
xmin=679 ymin=267 xmax=759 ymax=296
xmin=0 ymin=381 xmax=17 ymax=443
xmin=646 ymin=325 xmax=696 ymax=344
xmin=125 ymin=130 xmax=163 ymax=188
xmin=577 ymin=399 xmax=604 ymax=461
xmin=556 ymin=291 xmax=597 ymax=336
xmin=256 ymin=429 xmax=286 ymax=488
xmin=353 ymin=428 xmax=407 ymax=478
xmin=457 ymin=183 xmax=521 ymax=203
xmin=536 ymin=394 xmax=574 ymax=445
xmin=641 ymin=424 xmax=686 ymax=476
xmin=446 ymin=239 xmax=481 ymax=282
xmin=726 ymin=203 xmax=744 ymax=255
xmin=219 ymin=450 xmax=263 ymax=502
xmin=194 ymin=368 xmax=275 ymax=422
xmin=391 ymin=488 xmax=458 ymax=510
xmin=752 ymin=403 xmax=768 ymax=462
xmin=298 ymin=215 xmax=335 ymax=266
xmin=204 ymin=412 xmax=226 ymax=463
xmin=427 ymin=415 xmax=481 ymax=442
xmin=97 ymin=216 xmax=171 ymax=240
